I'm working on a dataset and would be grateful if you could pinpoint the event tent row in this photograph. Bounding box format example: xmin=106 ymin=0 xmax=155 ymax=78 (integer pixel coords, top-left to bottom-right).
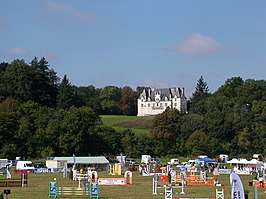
xmin=227 ymin=158 xmax=261 ymax=165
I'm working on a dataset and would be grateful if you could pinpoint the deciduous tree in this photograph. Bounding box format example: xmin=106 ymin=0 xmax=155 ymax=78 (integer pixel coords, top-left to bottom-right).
xmin=99 ymin=86 xmax=120 ymax=114
xmin=150 ymin=108 xmax=181 ymax=156
xmin=119 ymin=86 xmax=138 ymax=116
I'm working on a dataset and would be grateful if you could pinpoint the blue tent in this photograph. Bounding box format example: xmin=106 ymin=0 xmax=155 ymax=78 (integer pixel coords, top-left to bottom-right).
xmin=197 ymin=157 xmax=215 ymax=163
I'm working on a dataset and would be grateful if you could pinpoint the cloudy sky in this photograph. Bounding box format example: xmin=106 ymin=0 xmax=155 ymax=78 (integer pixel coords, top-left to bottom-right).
xmin=1 ymin=0 xmax=266 ymax=97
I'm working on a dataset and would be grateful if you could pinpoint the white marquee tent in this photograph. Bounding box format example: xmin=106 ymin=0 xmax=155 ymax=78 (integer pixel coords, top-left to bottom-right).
xmin=227 ymin=158 xmax=239 ymax=164
xmin=227 ymin=158 xmax=259 ymax=165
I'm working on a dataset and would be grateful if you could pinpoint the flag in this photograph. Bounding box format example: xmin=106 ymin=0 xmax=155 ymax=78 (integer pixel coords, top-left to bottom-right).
xmin=230 ymin=172 xmax=245 ymax=199
xmin=73 ymin=154 xmax=76 ymax=169
xmin=120 ymin=153 xmax=125 ymax=167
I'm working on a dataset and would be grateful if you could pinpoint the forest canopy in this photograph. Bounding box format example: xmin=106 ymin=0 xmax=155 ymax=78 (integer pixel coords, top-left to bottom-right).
xmin=0 ymin=58 xmax=265 ymax=159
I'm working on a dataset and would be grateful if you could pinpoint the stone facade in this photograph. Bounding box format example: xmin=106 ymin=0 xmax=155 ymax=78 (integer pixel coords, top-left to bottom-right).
xmin=137 ymin=87 xmax=187 ymax=116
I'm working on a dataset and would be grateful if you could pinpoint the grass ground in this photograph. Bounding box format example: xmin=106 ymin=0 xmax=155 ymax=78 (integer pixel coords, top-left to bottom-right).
xmin=100 ymin=115 xmax=152 ymax=137
xmin=1 ymin=171 xmax=265 ymax=199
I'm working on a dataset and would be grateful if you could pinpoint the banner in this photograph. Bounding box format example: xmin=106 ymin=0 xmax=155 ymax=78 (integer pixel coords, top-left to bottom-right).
xmin=73 ymin=154 xmax=76 ymax=169
xmin=120 ymin=153 xmax=125 ymax=167
xmin=230 ymin=172 xmax=245 ymax=199
xmin=48 ymin=181 xmax=57 ymax=198
xmin=90 ymin=182 xmax=99 ymax=198
xmin=98 ymin=178 xmax=125 ymax=185
xmin=218 ymin=169 xmax=232 ymax=174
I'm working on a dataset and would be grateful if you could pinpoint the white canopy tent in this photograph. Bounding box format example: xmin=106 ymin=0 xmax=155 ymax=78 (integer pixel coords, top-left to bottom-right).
xmin=227 ymin=158 xmax=263 ymax=174
xmin=238 ymin=158 xmax=248 ymax=164
xmin=52 ymin=156 xmax=109 ymax=171
xmin=227 ymin=158 xmax=259 ymax=165
xmin=247 ymin=159 xmax=259 ymax=165
xmin=227 ymin=158 xmax=239 ymax=164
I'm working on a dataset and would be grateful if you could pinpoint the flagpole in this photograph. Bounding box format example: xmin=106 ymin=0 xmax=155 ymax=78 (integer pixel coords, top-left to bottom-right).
xmin=73 ymin=154 xmax=76 ymax=170
xmin=254 ymin=182 xmax=258 ymax=199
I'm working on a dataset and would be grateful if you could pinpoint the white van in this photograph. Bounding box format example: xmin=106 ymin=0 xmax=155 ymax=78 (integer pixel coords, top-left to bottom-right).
xmin=141 ymin=155 xmax=151 ymax=164
xmin=219 ymin=154 xmax=228 ymax=163
xmin=150 ymin=158 xmax=161 ymax=164
xmin=253 ymin=154 xmax=263 ymax=159
xmin=187 ymin=160 xmax=196 ymax=166
xmin=126 ymin=158 xmax=138 ymax=165
xmin=168 ymin=158 xmax=179 ymax=165
xmin=116 ymin=155 xmax=126 ymax=164
xmin=16 ymin=161 xmax=34 ymax=171
xmin=0 ymin=159 xmax=8 ymax=169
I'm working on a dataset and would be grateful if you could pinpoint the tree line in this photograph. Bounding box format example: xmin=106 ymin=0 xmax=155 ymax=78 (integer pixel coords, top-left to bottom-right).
xmin=0 ymin=58 xmax=139 ymax=116
xmin=0 ymin=58 xmax=265 ymax=159
xmin=151 ymin=76 xmax=266 ymax=159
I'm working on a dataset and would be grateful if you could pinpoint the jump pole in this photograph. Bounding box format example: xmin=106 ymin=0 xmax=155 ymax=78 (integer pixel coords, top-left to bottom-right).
xmin=172 ymin=198 xmax=215 ymax=199
xmin=180 ymin=173 xmax=185 ymax=194
xmin=152 ymin=177 xmax=158 ymax=195
xmin=152 ymin=174 xmax=165 ymax=195
xmin=168 ymin=189 xmax=224 ymax=199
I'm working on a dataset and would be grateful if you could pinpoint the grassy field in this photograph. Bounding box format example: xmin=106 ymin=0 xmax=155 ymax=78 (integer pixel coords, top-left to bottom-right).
xmin=100 ymin=115 xmax=152 ymax=137
xmin=1 ymin=171 xmax=265 ymax=199
xmin=13 ymin=115 xmax=261 ymax=198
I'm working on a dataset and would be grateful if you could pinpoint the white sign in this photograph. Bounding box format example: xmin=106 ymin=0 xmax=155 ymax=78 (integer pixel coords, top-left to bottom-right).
xmin=98 ymin=178 xmax=125 ymax=185
xmin=218 ymin=169 xmax=232 ymax=174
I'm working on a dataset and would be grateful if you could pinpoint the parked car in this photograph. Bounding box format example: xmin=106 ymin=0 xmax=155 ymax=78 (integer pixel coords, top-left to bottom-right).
xmin=126 ymin=158 xmax=138 ymax=165
xmin=176 ymin=162 xmax=188 ymax=170
xmin=0 ymin=159 xmax=8 ymax=169
xmin=150 ymin=158 xmax=161 ymax=164
xmin=109 ymin=159 xmax=119 ymax=163
xmin=33 ymin=162 xmax=47 ymax=169
xmin=33 ymin=162 xmax=49 ymax=173
xmin=168 ymin=158 xmax=179 ymax=165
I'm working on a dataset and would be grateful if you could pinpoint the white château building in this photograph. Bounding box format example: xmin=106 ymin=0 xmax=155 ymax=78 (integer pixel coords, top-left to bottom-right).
xmin=137 ymin=87 xmax=187 ymax=116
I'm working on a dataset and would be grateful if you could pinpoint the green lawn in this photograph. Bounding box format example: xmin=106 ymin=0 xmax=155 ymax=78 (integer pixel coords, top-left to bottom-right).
xmin=1 ymin=171 xmax=265 ymax=198
xmin=100 ymin=115 xmax=153 ymax=137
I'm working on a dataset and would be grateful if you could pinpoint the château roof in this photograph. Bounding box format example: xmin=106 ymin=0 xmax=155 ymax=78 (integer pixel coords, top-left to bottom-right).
xmin=139 ymin=87 xmax=185 ymax=100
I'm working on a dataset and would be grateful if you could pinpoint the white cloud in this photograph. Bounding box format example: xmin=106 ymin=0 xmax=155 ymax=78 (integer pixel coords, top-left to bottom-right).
xmin=46 ymin=2 xmax=94 ymax=21
xmin=3 ymin=47 xmax=27 ymax=56
xmin=172 ymin=33 xmax=221 ymax=55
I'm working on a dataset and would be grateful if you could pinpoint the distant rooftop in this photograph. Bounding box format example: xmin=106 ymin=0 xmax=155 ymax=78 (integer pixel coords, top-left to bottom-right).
xmin=53 ymin=156 xmax=109 ymax=164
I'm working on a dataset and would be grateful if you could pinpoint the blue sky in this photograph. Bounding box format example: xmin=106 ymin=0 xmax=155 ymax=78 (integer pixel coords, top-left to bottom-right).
xmin=1 ymin=0 xmax=266 ymax=97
